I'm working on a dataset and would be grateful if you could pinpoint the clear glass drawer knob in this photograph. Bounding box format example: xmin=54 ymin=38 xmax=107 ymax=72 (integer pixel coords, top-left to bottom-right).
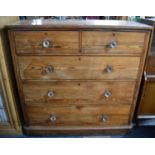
xmin=103 ymin=90 xmax=112 ymax=98
xmin=109 ymin=41 xmax=117 ymax=48
xmin=50 ymin=115 xmax=57 ymax=122
xmin=101 ymin=115 xmax=108 ymax=122
xmin=42 ymin=65 xmax=54 ymax=75
xmin=42 ymin=40 xmax=50 ymax=48
xmin=47 ymin=90 xmax=55 ymax=97
xmin=105 ymin=65 xmax=113 ymax=73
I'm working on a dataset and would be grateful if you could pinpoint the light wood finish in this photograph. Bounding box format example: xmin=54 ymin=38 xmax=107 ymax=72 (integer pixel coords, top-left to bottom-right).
xmin=139 ymin=81 xmax=155 ymax=115
xmin=137 ymin=19 xmax=155 ymax=120
xmin=0 ymin=16 xmax=21 ymax=135
xmin=14 ymin=31 xmax=79 ymax=54
xmin=23 ymin=81 xmax=136 ymax=105
xmin=25 ymin=104 xmax=130 ymax=126
xmin=6 ymin=20 xmax=151 ymax=135
xmin=82 ymin=31 xmax=145 ymax=55
xmin=128 ymin=31 xmax=151 ymax=123
xmin=18 ymin=56 xmax=140 ymax=80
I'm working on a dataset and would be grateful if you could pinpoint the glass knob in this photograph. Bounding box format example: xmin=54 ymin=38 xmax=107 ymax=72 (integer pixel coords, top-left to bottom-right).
xmin=105 ymin=65 xmax=113 ymax=73
xmin=104 ymin=90 xmax=112 ymax=98
xmin=47 ymin=90 xmax=55 ymax=97
xmin=50 ymin=115 xmax=57 ymax=122
xmin=42 ymin=40 xmax=50 ymax=48
xmin=101 ymin=115 xmax=108 ymax=122
xmin=42 ymin=65 xmax=54 ymax=74
xmin=109 ymin=41 xmax=117 ymax=48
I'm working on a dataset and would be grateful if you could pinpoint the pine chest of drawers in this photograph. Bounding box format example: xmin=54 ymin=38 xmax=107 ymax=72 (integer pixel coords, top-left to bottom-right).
xmin=6 ymin=20 xmax=152 ymax=135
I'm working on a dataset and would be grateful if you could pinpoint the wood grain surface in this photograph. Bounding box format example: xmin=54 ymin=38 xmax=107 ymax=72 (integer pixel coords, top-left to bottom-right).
xmin=25 ymin=104 xmax=130 ymax=126
xmin=18 ymin=56 xmax=140 ymax=80
xmin=6 ymin=20 xmax=151 ymax=135
xmin=14 ymin=31 xmax=79 ymax=54
xmin=82 ymin=31 xmax=145 ymax=54
xmin=23 ymin=81 xmax=136 ymax=105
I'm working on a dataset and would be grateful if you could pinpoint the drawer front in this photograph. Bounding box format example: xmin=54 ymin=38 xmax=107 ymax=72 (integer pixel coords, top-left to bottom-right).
xmin=14 ymin=31 xmax=79 ymax=54
xmin=146 ymin=56 xmax=155 ymax=74
xmin=25 ymin=105 xmax=130 ymax=126
xmin=18 ymin=56 xmax=140 ymax=80
xmin=82 ymin=31 xmax=145 ymax=54
xmin=23 ymin=81 xmax=136 ymax=105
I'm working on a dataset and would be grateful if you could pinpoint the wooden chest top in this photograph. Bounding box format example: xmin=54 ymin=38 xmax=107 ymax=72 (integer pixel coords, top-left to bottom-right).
xmin=5 ymin=19 xmax=152 ymax=30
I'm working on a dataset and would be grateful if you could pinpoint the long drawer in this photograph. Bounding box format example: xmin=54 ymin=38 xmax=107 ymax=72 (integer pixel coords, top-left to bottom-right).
xmin=18 ymin=56 xmax=140 ymax=80
xmin=23 ymin=81 xmax=136 ymax=105
xmin=82 ymin=31 xmax=145 ymax=54
xmin=25 ymin=104 xmax=130 ymax=126
xmin=14 ymin=31 xmax=79 ymax=54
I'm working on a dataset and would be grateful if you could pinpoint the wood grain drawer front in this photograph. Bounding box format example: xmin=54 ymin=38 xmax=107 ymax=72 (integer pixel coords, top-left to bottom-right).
xmin=23 ymin=81 xmax=136 ymax=105
xmin=18 ymin=56 xmax=140 ymax=80
xmin=14 ymin=31 xmax=79 ymax=54
xmin=25 ymin=105 xmax=130 ymax=126
xmin=82 ymin=31 xmax=145 ymax=54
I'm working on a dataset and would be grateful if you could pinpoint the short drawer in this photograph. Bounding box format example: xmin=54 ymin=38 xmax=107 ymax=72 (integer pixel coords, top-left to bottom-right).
xmin=18 ymin=56 xmax=140 ymax=80
xmin=14 ymin=31 xmax=79 ymax=54
xmin=25 ymin=104 xmax=130 ymax=126
xmin=82 ymin=31 xmax=145 ymax=54
xmin=23 ymin=81 xmax=136 ymax=105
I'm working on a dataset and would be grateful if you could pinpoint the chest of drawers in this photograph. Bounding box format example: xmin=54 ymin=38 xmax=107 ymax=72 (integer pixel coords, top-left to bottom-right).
xmin=6 ymin=20 xmax=152 ymax=135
